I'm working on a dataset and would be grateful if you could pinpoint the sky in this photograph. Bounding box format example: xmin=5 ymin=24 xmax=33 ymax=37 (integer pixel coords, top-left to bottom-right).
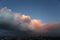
xmin=0 ymin=0 xmax=60 ymax=23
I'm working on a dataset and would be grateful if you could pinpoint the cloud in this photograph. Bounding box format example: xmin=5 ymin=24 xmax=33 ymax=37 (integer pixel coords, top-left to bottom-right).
xmin=0 ymin=7 xmax=60 ymax=37
xmin=0 ymin=7 xmax=43 ymax=36
xmin=42 ymin=22 xmax=60 ymax=37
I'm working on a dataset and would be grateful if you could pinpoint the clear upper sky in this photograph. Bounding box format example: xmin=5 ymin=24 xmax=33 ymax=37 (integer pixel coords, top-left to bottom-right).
xmin=0 ymin=0 xmax=60 ymax=23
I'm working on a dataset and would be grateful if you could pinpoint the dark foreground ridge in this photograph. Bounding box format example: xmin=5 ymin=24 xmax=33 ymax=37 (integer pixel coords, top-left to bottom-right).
xmin=0 ymin=36 xmax=60 ymax=40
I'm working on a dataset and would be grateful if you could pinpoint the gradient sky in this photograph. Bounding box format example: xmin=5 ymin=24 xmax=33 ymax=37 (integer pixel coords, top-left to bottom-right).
xmin=0 ymin=0 xmax=60 ymax=23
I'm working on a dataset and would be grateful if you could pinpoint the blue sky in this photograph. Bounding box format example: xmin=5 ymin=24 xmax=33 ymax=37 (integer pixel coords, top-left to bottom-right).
xmin=0 ymin=0 xmax=60 ymax=23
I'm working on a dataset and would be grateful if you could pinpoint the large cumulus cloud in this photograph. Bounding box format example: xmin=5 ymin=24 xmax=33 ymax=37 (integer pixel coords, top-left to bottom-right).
xmin=0 ymin=7 xmax=60 ymax=37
